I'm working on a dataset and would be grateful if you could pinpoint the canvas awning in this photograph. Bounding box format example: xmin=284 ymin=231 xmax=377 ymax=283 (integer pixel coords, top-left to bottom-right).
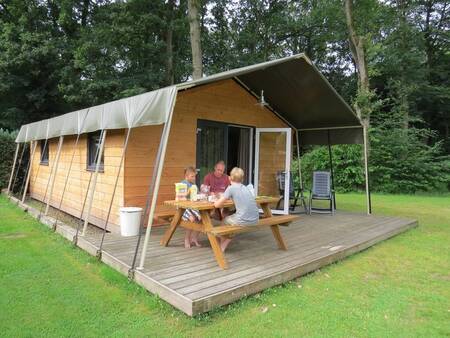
xmin=15 ymin=86 xmax=177 ymax=142
xmin=178 ymin=54 xmax=363 ymax=145
xmin=15 ymin=54 xmax=362 ymax=145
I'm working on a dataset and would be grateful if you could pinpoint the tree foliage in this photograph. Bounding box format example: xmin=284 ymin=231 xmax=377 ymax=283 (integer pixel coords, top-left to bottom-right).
xmin=0 ymin=0 xmax=448 ymax=193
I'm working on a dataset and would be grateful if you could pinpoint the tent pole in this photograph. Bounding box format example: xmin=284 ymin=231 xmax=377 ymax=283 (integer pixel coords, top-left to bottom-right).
xmin=130 ymin=124 xmax=167 ymax=275
xmin=74 ymin=130 xmax=103 ymax=244
xmin=10 ymin=143 xmax=27 ymax=196
xmin=97 ymin=128 xmax=132 ymax=258
xmin=363 ymin=125 xmax=371 ymax=215
xmin=327 ymin=130 xmax=336 ymax=209
xmin=53 ymin=134 xmax=81 ymax=229
xmin=21 ymin=141 xmax=38 ymax=203
xmin=295 ymin=130 xmax=307 ymax=213
xmin=44 ymin=136 xmax=64 ymax=216
xmin=82 ymin=129 xmax=107 ymax=236
xmin=54 ymin=111 xmax=89 ymax=230
xmin=137 ymin=104 xmax=176 ymax=271
xmin=7 ymin=143 xmax=20 ymax=194
xmin=25 ymin=138 xmax=48 ymax=203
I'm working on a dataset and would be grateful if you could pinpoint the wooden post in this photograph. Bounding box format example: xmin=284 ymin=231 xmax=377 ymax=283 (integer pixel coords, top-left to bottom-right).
xmin=137 ymin=100 xmax=176 ymax=270
xmin=363 ymin=125 xmax=371 ymax=215
xmin=7 ymin=143 xmax=20 ymax=194
xmin=21 ymin=141 xmax=37 ymax=203
xmin=45 ymin=136 xmax=64 ymax=215
xmin=81 ymin=130 xmax=107 ymax=236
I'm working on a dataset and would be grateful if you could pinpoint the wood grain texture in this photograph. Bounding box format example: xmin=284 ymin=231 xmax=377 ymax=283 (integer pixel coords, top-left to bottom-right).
xmin=29 ymin=130 xmax=125 ymax=232
xmin=123 ymin=79 xmax=289 ymax=214
xmin=76 ymin=210 xmax=417 ymax=316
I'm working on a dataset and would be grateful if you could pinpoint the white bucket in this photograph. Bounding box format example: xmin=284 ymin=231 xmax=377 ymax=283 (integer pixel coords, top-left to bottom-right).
xmin=119 ymin=207 xmax=142 ymax=237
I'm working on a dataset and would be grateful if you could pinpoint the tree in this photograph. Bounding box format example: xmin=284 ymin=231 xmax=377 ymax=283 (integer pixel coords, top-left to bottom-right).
xmin=344 ymin=0 xmax=372 ymax=125
xmin=187 ymin=0 xmax=203 ymax=79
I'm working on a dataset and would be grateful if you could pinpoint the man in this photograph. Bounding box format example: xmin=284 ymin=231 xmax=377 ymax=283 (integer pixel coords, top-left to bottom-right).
xmin=203 ymin=160 xmax=230 ymax=193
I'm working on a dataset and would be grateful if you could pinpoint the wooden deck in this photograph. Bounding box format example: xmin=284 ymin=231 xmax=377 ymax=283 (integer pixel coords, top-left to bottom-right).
xmin=84 ymin=211 xmax=417 ymax=316
xmin=6 ymin=194 xmax=417 ymax=316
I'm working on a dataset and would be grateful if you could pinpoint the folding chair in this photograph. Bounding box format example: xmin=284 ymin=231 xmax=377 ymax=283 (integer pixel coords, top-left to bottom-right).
xmin=276 ymin=171 xmax=301 ymax=211
xmin=309 ymin=171 xmax=335 ymax=215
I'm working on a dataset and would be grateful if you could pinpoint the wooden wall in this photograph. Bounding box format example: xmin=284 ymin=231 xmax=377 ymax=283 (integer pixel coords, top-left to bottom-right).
xmin=29 ymin=130 xmax=125 ymax=232
xmin=123 ymin=79 xmax=289 ymax=212
xmin=28 ymin=78 xmax=290 ymax=232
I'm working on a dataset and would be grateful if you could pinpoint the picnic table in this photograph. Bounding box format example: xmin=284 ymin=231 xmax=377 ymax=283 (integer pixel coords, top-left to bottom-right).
xmin=161 ymin=196 xmax=298 ymax=269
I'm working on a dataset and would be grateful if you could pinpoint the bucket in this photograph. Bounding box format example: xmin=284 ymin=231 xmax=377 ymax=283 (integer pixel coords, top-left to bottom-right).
xmin=119 ymin=207 xmax=142 ymax=237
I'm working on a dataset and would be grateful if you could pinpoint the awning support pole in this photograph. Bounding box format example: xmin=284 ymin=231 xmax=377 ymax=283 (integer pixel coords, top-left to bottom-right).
xmin=54 ymin=111 xmax=89 ymax=231
xmin=44 ymin=136 xmax=64 ymax=217
xmin=327 ymin=130 xmax=336 ymax=209
xmin=21 ymin=141 xmax=38 ymax=203
xmin=25 ymin=138 xmax=48 ymax=203
xmin=10 ymin=143 xmax=27 ymax=196
xmin=137 ymin=103 xmax=176 ymax=271
xmin=82 ymin=130 xmax=107 ymax=236
xmin=53 ymin=134 xmax=82 ymax=230
xmin=7 ymin=143 xmax=20 ymax=194
xmin=97 ymin=128 xmax=132 ymax=259
xmin=129 ymin=124 xmax=167 ymax=276
xmin=295 ymin=130 xmax=308 ymax=213
xmin=363 ymin=125 xmax=372 ymax=215
xmin=73 ymin=141 xmax=98 ymax=244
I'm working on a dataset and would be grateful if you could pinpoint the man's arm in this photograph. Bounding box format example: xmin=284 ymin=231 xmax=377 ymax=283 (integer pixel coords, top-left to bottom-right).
xmin=215 ymin=186 xmax=231 ymax=208
xmin=214 ymin=196 xmax=227 ymax=209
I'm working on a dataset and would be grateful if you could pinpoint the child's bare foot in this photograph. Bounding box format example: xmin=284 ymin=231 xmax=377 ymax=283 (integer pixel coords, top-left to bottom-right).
xmin=184 ymin=239 xmax=191 ymax=248
xmin=220 ymin=238 xmax=232 ymax=252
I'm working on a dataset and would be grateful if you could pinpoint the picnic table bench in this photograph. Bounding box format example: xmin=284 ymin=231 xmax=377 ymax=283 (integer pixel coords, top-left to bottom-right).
xmin=162 ymin=197 xmax=300 ymax=269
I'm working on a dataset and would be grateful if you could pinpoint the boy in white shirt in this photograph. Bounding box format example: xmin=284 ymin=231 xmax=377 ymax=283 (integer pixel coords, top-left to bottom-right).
xmin=214 ymin=167 xmax=259 ymax=252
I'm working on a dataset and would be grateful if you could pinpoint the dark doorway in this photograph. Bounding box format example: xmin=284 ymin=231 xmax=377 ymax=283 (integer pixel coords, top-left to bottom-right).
xmin=227 ymin=126 xmax=251 ymax=184
xmin=196 ymin=120 xmax=253 ymax=185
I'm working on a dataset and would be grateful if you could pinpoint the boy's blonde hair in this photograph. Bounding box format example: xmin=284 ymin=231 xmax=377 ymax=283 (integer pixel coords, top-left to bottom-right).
xmin=184 ymin=166 xmax=196 ymax=176
xmin=230 ymin=167 xmax=244 ymax=182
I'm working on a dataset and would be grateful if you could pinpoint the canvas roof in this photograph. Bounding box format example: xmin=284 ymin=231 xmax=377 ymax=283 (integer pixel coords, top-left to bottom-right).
xmin=15 ymin=53 xmax=362 ymax=145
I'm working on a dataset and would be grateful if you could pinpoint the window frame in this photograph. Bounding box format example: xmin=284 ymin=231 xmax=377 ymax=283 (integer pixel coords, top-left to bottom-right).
xmin=39 ymin=140 xmax=49 ymax=166
xmin=86 ymin=131 xmax=105 ymax=172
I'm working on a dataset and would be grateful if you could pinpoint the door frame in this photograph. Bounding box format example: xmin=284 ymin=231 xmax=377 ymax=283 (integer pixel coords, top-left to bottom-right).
xmin=196 ymin=119 xmax=255 ymax=185
xmin=254 ymin=128 xmax=292 ymax=215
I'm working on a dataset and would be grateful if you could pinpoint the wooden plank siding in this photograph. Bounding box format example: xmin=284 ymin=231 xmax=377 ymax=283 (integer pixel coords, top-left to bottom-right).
xmin=29 ymin=130 xmax=125 ymax=233
xmin=124 ymin=79 xmax=290 ymax=212
xmin=28 ymin=78 xmax=292 ymax=233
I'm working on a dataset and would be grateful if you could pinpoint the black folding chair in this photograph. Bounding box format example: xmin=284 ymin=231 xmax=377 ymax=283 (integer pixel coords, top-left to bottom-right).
xmin=309 ymin=171 xmax=335 ymax=215
xmin=276 ymin=171 xmax=302 ymax=212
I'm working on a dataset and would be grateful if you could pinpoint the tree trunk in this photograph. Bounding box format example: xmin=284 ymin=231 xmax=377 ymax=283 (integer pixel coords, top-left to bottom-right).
xmin=344 ymin=0 xmax=369 ymax=93
xmin=165 ymin=0 xmax=175 ymax=85
xmin=344 ymin=0 xmax=370 ymax=124
xmin=187 ymin=0 xmax=203 ymax=80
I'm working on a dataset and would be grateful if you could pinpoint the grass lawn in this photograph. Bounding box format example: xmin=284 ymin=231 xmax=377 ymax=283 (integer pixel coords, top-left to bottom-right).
xmin=0 ymin=193 xmax=449 ymax=337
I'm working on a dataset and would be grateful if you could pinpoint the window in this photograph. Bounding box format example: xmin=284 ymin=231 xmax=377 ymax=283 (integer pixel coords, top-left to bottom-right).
xmin=40 ymin=140 xmax=49 ymax=165
xmin=87 ymin=131 xmax=104 ymax=171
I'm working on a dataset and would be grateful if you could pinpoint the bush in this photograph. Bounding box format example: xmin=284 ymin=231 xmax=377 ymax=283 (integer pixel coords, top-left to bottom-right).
xmin=0 ymin=129 xmax=19 ymax=190
xmin=293 ymin=144 xmax=365 ymax=193
xmin=294 ymin=117 xmax=450 ymax=195
xmin=369 ymin=116 xmax=450 ymax=193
